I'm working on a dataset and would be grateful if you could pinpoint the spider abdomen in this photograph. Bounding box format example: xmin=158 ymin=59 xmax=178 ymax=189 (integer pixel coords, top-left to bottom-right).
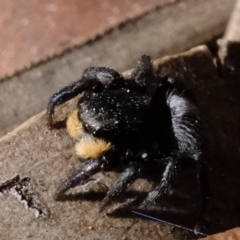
xmin=167 ymin=91 xmax=203 ymax=160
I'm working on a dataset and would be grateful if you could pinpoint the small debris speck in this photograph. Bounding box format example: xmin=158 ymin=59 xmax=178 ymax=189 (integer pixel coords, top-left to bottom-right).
xmin=88 ymin=226 xmax=94 ymax=230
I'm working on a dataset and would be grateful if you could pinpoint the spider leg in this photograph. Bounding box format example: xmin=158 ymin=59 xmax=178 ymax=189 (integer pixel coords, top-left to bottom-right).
xmin=133 ymin=55 xmax=159 ymax=97
xmin=99 ymin=162 xmax=144 ymax=213
xmin=133 ymin=55 xmax=153 ymax=87
xmin=140 ymin=157 xmax=176 ymax=207
xmin=55 ymin=155 xmax=110 ymax=199
xmin=47 ymin=67 xmax=123 ymax=125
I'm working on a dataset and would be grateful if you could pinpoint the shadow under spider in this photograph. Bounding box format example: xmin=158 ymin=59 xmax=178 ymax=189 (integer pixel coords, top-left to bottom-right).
xmin=49 ymin=119 xmax=67 ymax=130
xmin=57 ymin=189 xmax=202 ymax=225
xmin=56 ymin=190 xmax=148 ymax=203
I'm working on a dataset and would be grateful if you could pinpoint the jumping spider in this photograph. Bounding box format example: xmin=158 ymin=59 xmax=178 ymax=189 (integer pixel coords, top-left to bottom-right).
xmin=47 ymin=55 xmax=205 ymax=213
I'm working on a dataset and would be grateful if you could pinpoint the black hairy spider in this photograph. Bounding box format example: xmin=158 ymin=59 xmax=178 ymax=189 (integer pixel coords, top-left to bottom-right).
xmin=47 ymin=55 xmax=205 ymax=213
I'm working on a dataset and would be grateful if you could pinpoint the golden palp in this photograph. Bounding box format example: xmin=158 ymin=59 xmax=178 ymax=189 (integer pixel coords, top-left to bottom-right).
xmin=75 ymin=137 xmax=112 ymax=159
xmin=66 ymin=109 xmax=83 ymax=139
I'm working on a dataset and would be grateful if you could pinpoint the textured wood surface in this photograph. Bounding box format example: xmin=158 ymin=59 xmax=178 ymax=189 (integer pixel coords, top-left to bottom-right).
xmin=1 ymin=46 xmax=240 ymax=239
xmin=0 ymin=0 xmax=235 ymax=138
xmin=0 ymin=0 xmax=170 ymax=79
xmin=218 ymin=0 xmax=240 ymax=78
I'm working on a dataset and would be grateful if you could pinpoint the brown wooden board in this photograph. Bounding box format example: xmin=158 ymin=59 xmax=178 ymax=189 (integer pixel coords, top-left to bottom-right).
xmin=0 ymin=0 xmax=236 ymax=138
xmin=1 ymin=46 xmax=240 ymax=239
xmin=218 ymin=0 xmax=240 ymax=78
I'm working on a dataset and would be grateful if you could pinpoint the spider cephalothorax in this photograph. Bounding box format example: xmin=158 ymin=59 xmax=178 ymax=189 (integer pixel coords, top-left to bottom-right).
xmin=47 ymin=55 xmax=205 ymax=212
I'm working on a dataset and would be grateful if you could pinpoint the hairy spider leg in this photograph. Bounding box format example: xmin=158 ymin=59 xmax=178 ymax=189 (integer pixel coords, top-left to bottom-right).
xmin=55 ymin=156 xmax=111 ymax=199
xmin=99 ymin=162 xmax=144 ymax=212
xmin=75 ymin=137 xmax=112 ymax=159
xmin=47 ymin=67 xmax=123 ymax=125
xmin=66 ymin=109 xmax=83 ymax=138
xmin=133 ymin=55 xmax=154 ymax=87
xmin=140 ymin=157 xmax=177 ymax=206
xmin=132 ymin=54 xmax=160 ymax=98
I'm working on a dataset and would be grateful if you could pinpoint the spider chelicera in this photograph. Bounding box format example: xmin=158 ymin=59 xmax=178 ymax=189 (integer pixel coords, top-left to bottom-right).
xmin=47 ymin=55 xmax=205 ymax=213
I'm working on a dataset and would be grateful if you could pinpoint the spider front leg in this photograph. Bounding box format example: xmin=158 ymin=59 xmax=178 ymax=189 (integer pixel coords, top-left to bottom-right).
xmin=141 ymin=157 xmax=177 ymax=207
xmin=100 ymin=161 xmax=144 ymax=212
xmin=47 ymin=67 xmax=124 ymax=126
xmin=55 ymin=153 xmax=113 ymax=199
xmin=132 ymin=55 xmax=158 ymax=96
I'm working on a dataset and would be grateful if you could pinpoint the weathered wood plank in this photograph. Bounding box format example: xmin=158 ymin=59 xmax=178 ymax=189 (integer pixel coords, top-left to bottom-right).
xmin=2 ymin=46 xmax=240 ymax=239
xmin=0 ymin=0 xmax=235 ymax=138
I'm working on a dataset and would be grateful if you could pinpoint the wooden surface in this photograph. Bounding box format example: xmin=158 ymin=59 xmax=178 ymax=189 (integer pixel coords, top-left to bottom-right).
xmin=201 ymin=227 xmax=240 ymax=240
xmin=218 ymin=0 xmax=240 ymax=78
xmin=0 ymin=0 xmax=235 ymax=138
xmin=0 ymin=0 xmax=170 ymax=79
xmin=1 ymin=1 xmax=240 ymax=239
xmin=1 ymin=46 xmax=240 ymax=239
